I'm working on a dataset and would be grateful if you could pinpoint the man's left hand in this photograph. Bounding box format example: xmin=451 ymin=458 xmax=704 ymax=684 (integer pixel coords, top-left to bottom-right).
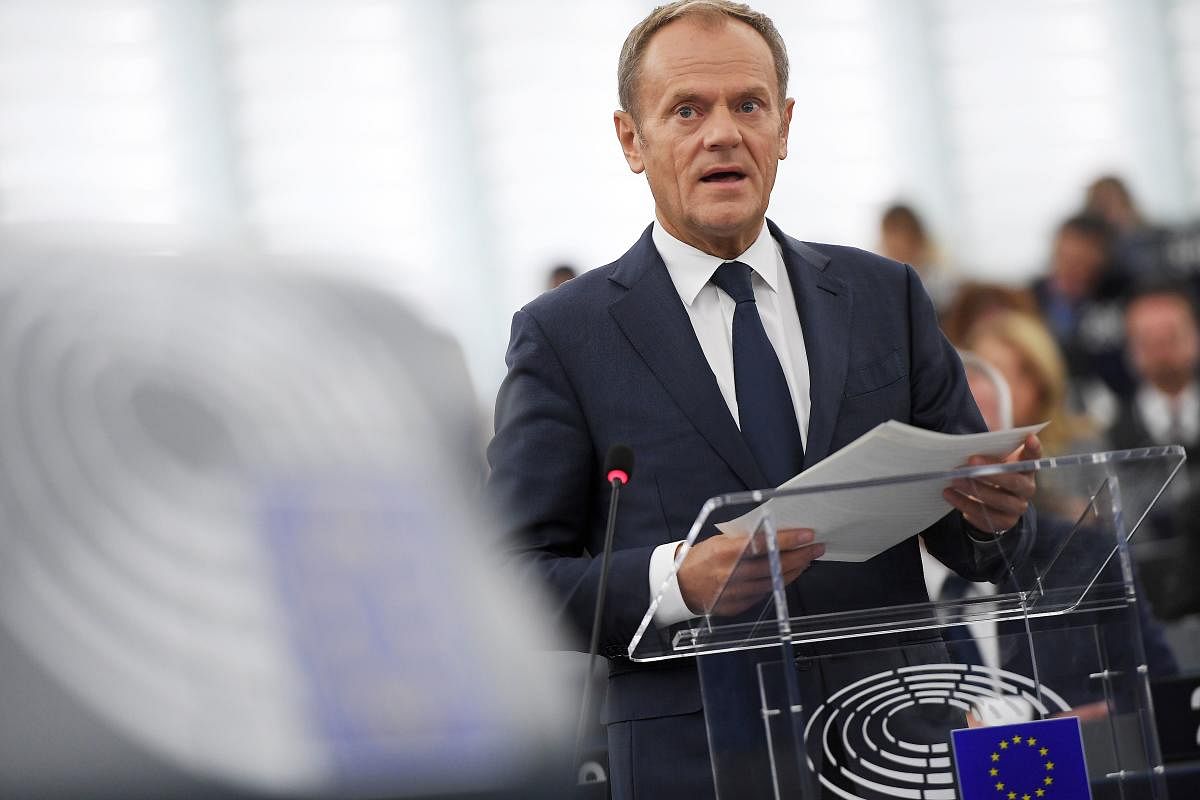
xmin=942 ymin=434 xmax=1042 ymax=534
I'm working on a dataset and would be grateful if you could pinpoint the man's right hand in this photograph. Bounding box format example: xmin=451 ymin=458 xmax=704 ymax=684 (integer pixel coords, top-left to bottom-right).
xmin=677 ymin=529 xmax=825 ymax=617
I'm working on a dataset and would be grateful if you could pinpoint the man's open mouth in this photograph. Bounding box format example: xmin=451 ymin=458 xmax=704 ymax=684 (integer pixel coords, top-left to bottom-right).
xmin=700 ymin=170 xmax=746 ymax=183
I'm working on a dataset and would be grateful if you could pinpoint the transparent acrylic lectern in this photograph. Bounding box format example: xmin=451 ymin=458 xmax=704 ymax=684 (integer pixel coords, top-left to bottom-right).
xmin=628 ymin=447 xmax=1186 ymax=800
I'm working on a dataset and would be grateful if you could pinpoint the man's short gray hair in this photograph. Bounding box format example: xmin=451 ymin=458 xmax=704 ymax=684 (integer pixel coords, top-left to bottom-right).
xmin=617 ymin=0 xmax=789 ymax=122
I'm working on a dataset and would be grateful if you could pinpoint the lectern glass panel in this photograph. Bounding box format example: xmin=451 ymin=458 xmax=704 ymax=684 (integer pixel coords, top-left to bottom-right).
xmin=628 ymin=448 xmax=1184 ymax=800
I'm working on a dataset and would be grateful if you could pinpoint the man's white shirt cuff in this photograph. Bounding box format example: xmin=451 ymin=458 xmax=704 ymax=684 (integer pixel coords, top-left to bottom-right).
xmin=649 ymin=540 xmax=696 ymax=627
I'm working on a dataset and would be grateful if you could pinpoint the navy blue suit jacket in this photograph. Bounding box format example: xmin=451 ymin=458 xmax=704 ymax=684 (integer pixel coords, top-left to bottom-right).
xmin=488 ymin=221 xmax=1029 ymax=795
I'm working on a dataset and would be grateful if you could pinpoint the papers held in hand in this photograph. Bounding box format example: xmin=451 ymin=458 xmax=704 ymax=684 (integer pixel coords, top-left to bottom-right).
xmin=715 ymin=420 xmax=1047 ymax=562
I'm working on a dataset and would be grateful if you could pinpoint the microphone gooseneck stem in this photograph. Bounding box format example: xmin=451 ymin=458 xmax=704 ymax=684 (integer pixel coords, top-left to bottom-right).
xmin=573 ymin=476 xmax=623 ymax=783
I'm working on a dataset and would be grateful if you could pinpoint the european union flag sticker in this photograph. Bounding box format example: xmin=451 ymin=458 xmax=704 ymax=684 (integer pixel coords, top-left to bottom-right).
xmin=952 ymin=717 xmax=1092 ymax=800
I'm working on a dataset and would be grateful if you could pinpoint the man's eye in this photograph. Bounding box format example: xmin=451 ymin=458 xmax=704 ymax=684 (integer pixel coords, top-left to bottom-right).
xmin=677 ymin=106 xmax=696 ymax=119
xmin=739 ymin=100 xmax=760 ymax=113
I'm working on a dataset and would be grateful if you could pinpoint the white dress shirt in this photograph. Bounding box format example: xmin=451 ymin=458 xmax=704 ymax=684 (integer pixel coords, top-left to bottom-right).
xmin=647 ymin=221 xmax=812 ymax=627
xmin=1135 ymin=381 xmax=1199 ymax=445
xmin=918 ymin=541 xmax=1000 ymax=670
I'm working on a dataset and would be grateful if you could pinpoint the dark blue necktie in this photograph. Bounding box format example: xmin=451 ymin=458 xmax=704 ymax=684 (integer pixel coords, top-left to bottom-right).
xmin=710 ymin=261 xmax=804 ymax=487
xmin=939 ymin=573 xmax=986 ymax=667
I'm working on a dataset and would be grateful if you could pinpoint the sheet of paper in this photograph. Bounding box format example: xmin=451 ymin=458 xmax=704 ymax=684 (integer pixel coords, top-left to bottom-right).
xmin=715 ymin=420 xmax=1047 ymax=562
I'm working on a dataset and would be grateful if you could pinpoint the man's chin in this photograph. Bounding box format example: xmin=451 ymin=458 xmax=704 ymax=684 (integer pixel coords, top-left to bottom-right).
xmin=691 ymin=214 xmax=766 ymax=242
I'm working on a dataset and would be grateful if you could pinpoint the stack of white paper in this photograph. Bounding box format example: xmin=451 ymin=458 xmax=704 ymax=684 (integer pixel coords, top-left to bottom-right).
xmin=715 ymin=420 xmax=1047 ymax=561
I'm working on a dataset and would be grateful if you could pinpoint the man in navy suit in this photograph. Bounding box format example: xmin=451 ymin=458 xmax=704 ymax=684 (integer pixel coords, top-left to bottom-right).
xmin=487 ymin=2 xmax=1041 ymax=797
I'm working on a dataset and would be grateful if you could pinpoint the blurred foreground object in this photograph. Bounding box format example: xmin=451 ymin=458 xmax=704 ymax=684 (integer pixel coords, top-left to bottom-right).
xmin=0 ymin=243 xmax=569 ymax=798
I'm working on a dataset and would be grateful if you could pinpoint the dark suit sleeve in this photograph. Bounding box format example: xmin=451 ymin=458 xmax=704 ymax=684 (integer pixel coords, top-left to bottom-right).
xmin=487 ymin=309 xmax=654 ymax=657
xmin=901 ymin=264 xmax=1035 ymax=581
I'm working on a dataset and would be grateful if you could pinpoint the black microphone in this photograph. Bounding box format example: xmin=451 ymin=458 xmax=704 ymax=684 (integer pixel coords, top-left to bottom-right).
xmin=603 ymin=444 xmax=634 ymax=488
xmin=573 ymin=444 xmax=635 ymax=785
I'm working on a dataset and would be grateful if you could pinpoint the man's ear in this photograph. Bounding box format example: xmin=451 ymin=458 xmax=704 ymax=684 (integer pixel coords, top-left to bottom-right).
xmin=778 ymin=97 xmax=795 ymax=160
xmin=614 ymin=110 xmax=645 ymax=174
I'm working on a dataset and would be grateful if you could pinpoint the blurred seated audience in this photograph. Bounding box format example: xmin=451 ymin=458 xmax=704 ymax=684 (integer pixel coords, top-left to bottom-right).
xmin=963 ymin=310 xmax=1097 ymax=456
xmin=940 ymin=281 xmax=1038 ymax=347
xmin=1031 ymin=212 xmax=1134 ymax=418
xmin=879 ymin=201 xmax=955 ymax=310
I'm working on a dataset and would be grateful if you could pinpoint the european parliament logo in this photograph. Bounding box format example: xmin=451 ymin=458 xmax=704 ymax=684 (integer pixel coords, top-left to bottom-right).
xmin=951 ymin=717 xmax=1092 ymax=800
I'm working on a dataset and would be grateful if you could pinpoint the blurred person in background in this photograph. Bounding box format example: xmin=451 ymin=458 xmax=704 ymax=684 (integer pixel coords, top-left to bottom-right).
xmin=940 ymin=281 xmax=1038 ymax=348
xmin=964 ymin=310 xmax=1096 ymax=456
xmin=1086 ymin=175 xmax=1146 ymax=240
xmin=1109 ymin=282 xmax=1200 ymax=465
xmin=1107 ymin=282 xmax=1200 ymax=622
xmin=878 ymin=202 xmax=954 ymax=311
xmin=1031 ymin=212 xmax=1133 ymax=419
xmin=546 ymin=263 xmax=579 ymax=291
xmin=1032 ymin=214 xmax=1114 ymax=339
xmin=1085 ymin=174 xmax=1165 ymax=275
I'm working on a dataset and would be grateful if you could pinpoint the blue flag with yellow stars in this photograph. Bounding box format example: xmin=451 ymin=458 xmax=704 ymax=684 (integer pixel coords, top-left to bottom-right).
xmin=951 ymin=717 xmax=1092 ymax=800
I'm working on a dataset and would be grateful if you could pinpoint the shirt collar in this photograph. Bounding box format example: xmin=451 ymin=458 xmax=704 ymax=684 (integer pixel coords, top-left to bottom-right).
xmin=652 ymin=221 xmax=781 ymax=307
xmin=1138 ymin=380 xmax=1199 ymax=418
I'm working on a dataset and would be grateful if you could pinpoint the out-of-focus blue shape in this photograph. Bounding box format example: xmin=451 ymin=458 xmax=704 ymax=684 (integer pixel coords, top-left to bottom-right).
xmin=0 ymin=242 xmax=569 ymax=798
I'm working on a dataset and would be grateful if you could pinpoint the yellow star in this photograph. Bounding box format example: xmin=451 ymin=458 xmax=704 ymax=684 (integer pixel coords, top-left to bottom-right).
xmin=1012 ymin=735 xmax=1023 ymax=744
xmin=992 ymin=753 xmax=1000 ymax=762
xmin=1046 ymin=762 xmax=1055 ymax=771
xmin=1007 ymin=793 xmax=1016 ymax=800
xmin=995 ymin=782 xmax=1005 ymax=791
xmin=1039 ymin=747 xmax=1048 ymax=756
xmin=1036 ymin=791 xmax=1045 ymax=798
xmin=1000 ymin=741 xmax=1009 ymax=749
xmin=990 ymin=768 xmax=999 ymax=777
xmin=1023 ymin=795 xmax=1031 ymax=800
xmin=1027 ymin=737 xmax=1037 ymax=746
xmin=1044 ymin=777 xmax=1054 ymax=786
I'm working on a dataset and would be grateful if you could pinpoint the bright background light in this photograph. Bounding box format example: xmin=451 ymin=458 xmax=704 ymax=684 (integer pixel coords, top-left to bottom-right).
xmin=0 ymin=0 xmax=1198 ymax=404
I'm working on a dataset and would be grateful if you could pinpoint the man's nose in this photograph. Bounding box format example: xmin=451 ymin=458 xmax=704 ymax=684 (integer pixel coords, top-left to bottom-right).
xmin=702 ymin=106 xmax=742 ymax=149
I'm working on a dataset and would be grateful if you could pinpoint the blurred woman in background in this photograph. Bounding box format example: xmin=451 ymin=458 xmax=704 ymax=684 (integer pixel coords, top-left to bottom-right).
xmin=940 ymin=281 xmax=1038 ymax=347
xmin=963 ymin=310 xmax=1096 ymax=456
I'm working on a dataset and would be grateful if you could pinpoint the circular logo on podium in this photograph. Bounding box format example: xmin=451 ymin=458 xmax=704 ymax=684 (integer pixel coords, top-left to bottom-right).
xmin=802 ymin=663 xmax=1071 ymax=800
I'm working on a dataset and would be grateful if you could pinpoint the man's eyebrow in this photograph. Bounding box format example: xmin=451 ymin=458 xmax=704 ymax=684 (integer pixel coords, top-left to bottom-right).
xmin=735 ymin=84 xmax=773 ymax=101
xmin=664 ymin=90 xmax=705 ymax=107
xmin=665 ymin=85 xmax=774 ymax=106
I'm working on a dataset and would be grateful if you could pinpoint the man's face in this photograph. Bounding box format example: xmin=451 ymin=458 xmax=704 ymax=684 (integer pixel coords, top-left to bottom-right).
xmin=1051 ymin=230 xmax=1106 ymax=301
xmin=614 ymin=16 xmax=793 ymax=259
xmin=1126 ymin=295 xmax=1200 ymax=394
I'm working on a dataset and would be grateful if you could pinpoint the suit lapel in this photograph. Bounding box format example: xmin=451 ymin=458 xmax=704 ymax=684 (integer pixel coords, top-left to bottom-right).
xmin=608 ymin=227 xmax=768 ymax=490
xmin=768 ymin=221 xmax=852 ymax=468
